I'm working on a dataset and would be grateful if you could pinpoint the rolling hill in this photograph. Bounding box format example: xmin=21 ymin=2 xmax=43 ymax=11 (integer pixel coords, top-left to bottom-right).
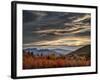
xmin=67 ymin=45 xmax=91 ymax=58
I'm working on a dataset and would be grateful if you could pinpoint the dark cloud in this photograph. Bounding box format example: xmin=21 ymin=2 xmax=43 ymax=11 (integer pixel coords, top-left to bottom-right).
xmin=23 ymin=10 xmax=91 ymax=46
xmin=23 ymin=10 xmax=38 ymax=23
xmin=75 ymin=30 xmax=90 ymax=36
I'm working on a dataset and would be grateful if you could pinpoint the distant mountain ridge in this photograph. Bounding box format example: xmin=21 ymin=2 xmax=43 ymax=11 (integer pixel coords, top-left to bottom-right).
xmin=23 ymin=45 xmax=90 ymax=57
xmin=23 ymin=48 xmax=71 ymax=57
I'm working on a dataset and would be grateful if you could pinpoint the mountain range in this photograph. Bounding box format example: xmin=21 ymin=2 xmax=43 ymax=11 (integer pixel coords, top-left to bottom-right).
xmin=23 ymin=48 xmax=71 ymax=57
xmin=23 ymin=45 xmax=90 ymax=57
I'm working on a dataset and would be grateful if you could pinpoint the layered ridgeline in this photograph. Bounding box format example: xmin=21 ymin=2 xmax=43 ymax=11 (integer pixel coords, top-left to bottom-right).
xmin=23 ymin=48 xmax=72 ymax=57
xmin=23 ymin=45 xmax=90 ymax=57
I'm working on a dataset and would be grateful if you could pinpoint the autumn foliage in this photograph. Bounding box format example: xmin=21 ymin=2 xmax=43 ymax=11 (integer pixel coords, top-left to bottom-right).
xmin=23 ymin=51 xmax=90 ymax=69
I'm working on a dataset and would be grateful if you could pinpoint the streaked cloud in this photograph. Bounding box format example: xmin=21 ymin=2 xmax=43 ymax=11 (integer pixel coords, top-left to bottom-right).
xmin=73 ymin=14 xmax=91 ymax=22
xmin=24 ymin=36 xmax=90 ymax=47
xmin=23 ymin=10 xmax=91 ymax=47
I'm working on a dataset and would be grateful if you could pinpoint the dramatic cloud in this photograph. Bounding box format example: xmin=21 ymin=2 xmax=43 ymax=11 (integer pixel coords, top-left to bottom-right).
xmin=23 ymin=10 xmax=91 ymax=48
xmin=73 ymin=14 xmax=91 ymax=23
xmin=24 ymin=36 xmax=90 ymax=47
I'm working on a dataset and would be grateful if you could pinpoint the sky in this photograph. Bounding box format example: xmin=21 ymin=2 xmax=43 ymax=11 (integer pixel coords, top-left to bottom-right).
xmin=23 ymin=10 xmax=91 ymax=48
